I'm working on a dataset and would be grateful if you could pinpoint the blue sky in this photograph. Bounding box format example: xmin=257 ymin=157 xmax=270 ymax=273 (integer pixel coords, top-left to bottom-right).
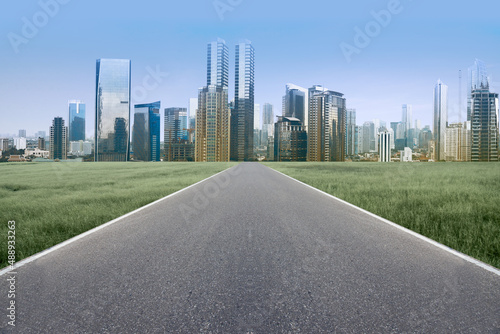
xmin=1 ymin=0 xmax=499 ymax=137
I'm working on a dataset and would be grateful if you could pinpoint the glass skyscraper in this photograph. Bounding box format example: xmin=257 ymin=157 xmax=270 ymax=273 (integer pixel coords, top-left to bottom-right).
xmin=95 ymin=58 xmax=131 ymax=162
xmin=207 ymin=38 xmax=229 ymax=88
xmin=50 ymin=117 xmax=67 ymax=160
xmin=69 ymin=100 xmax=85 ymax=142
xmin=470 ymin=89 xmax=499 ymax=162
xmin=433 ymin=80 xmax=448 ymax=161
xmin=231 ymin=40 xmax=255 ymax=161
xmin=132 ymin=101 xmax=160 ymax=162
xmin=165 ymin=107 xmax=192 ymax=161
xmin=468 ymin=59 xmax=489 ymax=121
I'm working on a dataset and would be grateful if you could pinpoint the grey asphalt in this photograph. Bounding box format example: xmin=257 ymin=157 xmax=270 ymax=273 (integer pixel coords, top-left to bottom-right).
xmin=1 ymin=162 xmax=499 ymax=333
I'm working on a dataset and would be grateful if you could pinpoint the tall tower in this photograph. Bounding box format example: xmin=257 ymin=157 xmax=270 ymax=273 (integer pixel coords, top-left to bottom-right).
xmin=132 ymin=101 xmax=161 ymax=162
xmin=69 ymin=100 xmax=86 ymax=142
xmin=470 ymin=89 xmax=499 ymax=161
xmin=231 ymin=40 xmax=255 ymax=161
xmin=50 ymin=117 xmax=67 ymax=160
xmin=164 ymin=107 xmax=190 ymax=161
xmin=346 ymin=109 xmax=357 ymax=157
xmin=468 ymin=59 xmax=489 ymax=122
xmin=307 ymin=85 xmax=346 ymax=162
xmin=283 ymin=84 xmax=307 ymax=125
xmin=378 ymin=131 xmax=391 ymax=162
xmin=261 ymin=103 xmax=274 ymax=146
xmin=207 ymin=38 xmax=229 ymax=88
xmin=434 ymin=80 xmax=448 ymax=161
xmin=95 ymin=58 xmax=131 ymax=162
xmin=401 ymin=104 xmax=412 ymax=145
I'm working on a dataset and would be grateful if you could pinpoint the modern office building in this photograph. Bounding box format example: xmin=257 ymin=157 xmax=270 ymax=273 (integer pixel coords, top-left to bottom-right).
xmin=196 ymin=85 xmax=230 ymax=162
xmin=378 ymin=131 xmax=392 ymax=162
xmin=95 ymin=58 xmax=131 ymax=162
xmin=445 ymin=122 xmax=470 ymax=162
xmin=468 ymin=59 xmax=489 ymax=121
xmin=400 ymin=147 xmax=413 ymax=162
xmin=38 ymin=137 xmax=46 ymax=150
xmin=470 ymin=89 xmax=499 ymax=161
xmin=283 ymin=84 xmax=307 ymax=125
xmin=50 ymin=117 xmax=67 ymax=160
xmin=18 ymin=129 xmax=26 ymax=138
xmin=419 ymin=126 xmax=433 ymax=150
xmin=69 ymin=141 xmax=92 ymax=156
xmin=434 ymin=80 xmax=448 ymax=161
xmin=69 ymin=100 xmax=86 ymax=142
xmin=231 ymin=40 xmax=255 ymax=161
xmin=0 ymin=138 xmax=9 ymax=151
xmin=254 ymin=104 xmax=261 ymax=130
xmin=132 ymin=101 xmax=160 ymax=162
xmin=346 ymin=109 xmax=357 ymax=157
xmin=207 ymin=38 xmax=229 ymax=88
xmin=307 ymin=86 xmax=346 ymax=161
xmin=261 ymin=103 xmax=274 ymax=147
xmin=13 ymin=137 xmax=27 ymax=150
xmin=165 ymin=107 xmax=192 ymax=161
xmin=401 ymin=104 xmax=412 ymax=146
xmin=274 ymin=116 xmax=307 ymax=161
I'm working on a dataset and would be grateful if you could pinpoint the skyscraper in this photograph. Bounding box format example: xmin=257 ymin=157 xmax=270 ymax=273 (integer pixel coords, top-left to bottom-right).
xmin=378 ymin=131 xmax=391 ymax=162
xmin=274 ymin=116 xmax=307 ymax=162
xmin=468 ymin=59 xmax=489 ymax=121
xmin=50 ymin=117 xmax=67 ymax=160
xmin=308 ymin=86 xmax=346 ymax=162
xmin=69 ymin=100 xmax=86 ymax=142
xmin=165 ymin=107 xmax=192 ymax=161
xmin=434 ymin=80 xmax=448 ymax=161
xmin=470 ymin=89 xmax=499 ymax=161
xmin=402 ymin=104 xmax=412 ymax=145
xmin=231 ymin=40 xmax=255 ymax=161
xmin=207 ymin=38 xmax=229 ymax=88
xmin=283 ymin=84 xmax=307 ymax=125
xmin=18 ymin=129 xmax=26 ymax=138
xmin=346 ymin=109 xmax=357 ymax=157
xmin=132 ymin=101 xmax=160 ymax=162
xmin=95 ymin=58 xmax=131 ymax=162
xmin=254 ymin=104 xmax=261 ymax=130
xmin=261 ymin=103 xmax=274 ymax=147
xmin=196 ymin=85 xmax=230 ymax=162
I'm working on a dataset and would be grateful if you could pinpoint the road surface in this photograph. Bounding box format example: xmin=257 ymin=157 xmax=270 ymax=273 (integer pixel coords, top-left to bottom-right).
xmin=1 ymin=162 xmax=499 ymax=333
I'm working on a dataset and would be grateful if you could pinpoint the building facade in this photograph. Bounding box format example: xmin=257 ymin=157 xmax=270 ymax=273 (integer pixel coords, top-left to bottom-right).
xmin=261 ymin=103 xmax=274 ymax=147
xmin=95 ymin=58 xmax=131 ymax=162
xmin=132 ymin=101 xmax=161 ymax=162
xmin=274 ymin=116 xmax=307 ymax=161
xmin=346 ymin=109 xmax=357 ymax=157
xmin=434 ymin=80 xmax=448 ymax=161
xmin=470 ymin=89 xmax=499 ymax=161
xmin=378 ymin=131 xmax=391 ymax=162
xmin=231 ymin=40 xmax=255 ymax=161
xmin=307 ymin=86 xmax=346 ymax=162
xmin=165 ymin=107 xmax=192 ymax=161
xmin=445 ymin=122 xmax=470 ymax=162
xmin=69 ymin=100 xmax=86 ymax=142
xmin=50 ymin=117 xmax=67 ymax=160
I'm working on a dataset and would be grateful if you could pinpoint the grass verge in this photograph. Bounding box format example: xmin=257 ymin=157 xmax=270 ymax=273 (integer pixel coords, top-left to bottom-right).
xmin=262 ymin=162 xmax=500 ymax=269
xmin=0 ymin=161 xmax=237 ymax=268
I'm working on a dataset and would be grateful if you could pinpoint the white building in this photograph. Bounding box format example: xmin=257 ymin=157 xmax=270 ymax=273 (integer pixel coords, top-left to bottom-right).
xmin=13 ymin=137 xmax=27 ymax=150
xmin=69 ymin=141 xmax=92 ymax=156
xmin=445 ymin=122 xmax=470 ymax=161
xmin=25 ymin=148 xmax=50 ymax=159
xmin=378 ymin=131 xmax=392 ymax=162
xmin=400 ymin=147 xmax=413 ymax=162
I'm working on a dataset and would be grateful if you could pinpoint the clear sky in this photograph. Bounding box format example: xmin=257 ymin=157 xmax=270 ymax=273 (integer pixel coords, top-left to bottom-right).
xmin=1 ymin=0 xmax=499 ymax=138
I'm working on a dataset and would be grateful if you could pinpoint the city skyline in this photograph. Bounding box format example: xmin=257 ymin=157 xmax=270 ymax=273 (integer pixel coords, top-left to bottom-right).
xmin=1 ymin=0 xmax=500 ymax=137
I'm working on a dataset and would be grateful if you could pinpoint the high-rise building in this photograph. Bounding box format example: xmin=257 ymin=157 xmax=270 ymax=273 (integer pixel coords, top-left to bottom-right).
xmin=419 ymin=126 xmax=433 ymax=150
xmin=196 ymin=85 xmax=230 ymax=162
xmin=346 ymin=109 xmax=356 ymax=157
xmin=468 ymin=59 xmax=489 ymax=122
xmin=357 ymin=126 xmax=364 ymax=154
xmin=402 ymin=104 xmax=412 ymax=145
xmin=261 ymin=103 xmax=274 ymax=147
xmin=95 ymin=58 xmax=131 ymax=162
xmin=378 ymin=131 xmax=391 ymax=162
xmin=50 ymin=117 xmax=67 ymax=160
xmin=361 ymin=122 xmax=373 ymax=153
xmin=165 ymin=107 xmax=192 ymax=161
xmin=307 ymin=85 xmax=346 ymax=162
xmin=434 ymin=80 xmax=448 ymax=161
xmin=0 ymin=138 xmax=9 ymax=151
xmin=231 ymin=40 xmax=255 ymax=161
xmin=38 ymin=137 xmax=46 ymax=150
xmin=445 ymin=123 xmax=470 ymax=162
xmin=470 ymin=89 xmax=499 ymax=161
xmin=274 ymin=116 xmax=307 ymax=161
xmin=254 ymin=104 xmax=261 ymax=130
xmin=283 ymin=84 xmax=307 ymax=125
xmin=132 ymin=101 xmax=160 ymax=162
xmin=13 ymin=137 xmax=27 ymax=150
xmin=207 ymin=38 xmax=229 ymax=88
xmin=189 ymin=98 xmax=198 ymax=120
xmin=18 ymin=129 xmax=26 ymax=138
xmin=69 ymin=100 xmax=86 ymax=142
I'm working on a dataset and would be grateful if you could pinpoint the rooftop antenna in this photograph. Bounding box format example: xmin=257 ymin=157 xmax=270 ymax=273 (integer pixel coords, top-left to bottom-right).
xmin=459 ymin=70 xmax=462 ymax=124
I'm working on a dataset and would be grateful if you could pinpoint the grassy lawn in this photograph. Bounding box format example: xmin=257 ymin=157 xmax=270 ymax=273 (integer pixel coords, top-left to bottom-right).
xmin=262 ymin=162 xmax=500 ymax=269
xmin=0 ymin=161 xmax=237 ymax=268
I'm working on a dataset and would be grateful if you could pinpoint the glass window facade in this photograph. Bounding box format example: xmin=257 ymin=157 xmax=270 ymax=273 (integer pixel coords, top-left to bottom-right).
xmin=132 ymin=101 xmax=161 ymax=162
xmin=95 ymin=59 xmax=131 ymax=162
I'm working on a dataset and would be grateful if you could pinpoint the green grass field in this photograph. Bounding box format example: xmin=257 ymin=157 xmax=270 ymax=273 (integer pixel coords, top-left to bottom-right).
xmin=0 ymin=162 xmax=237 ymax=268
xmin=262 ymin=162 xmax=500 ymax=269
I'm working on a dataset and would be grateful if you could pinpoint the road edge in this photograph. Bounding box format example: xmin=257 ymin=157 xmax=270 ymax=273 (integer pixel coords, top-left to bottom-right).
xmin=263 ymin=164 xmax=500 ymax=277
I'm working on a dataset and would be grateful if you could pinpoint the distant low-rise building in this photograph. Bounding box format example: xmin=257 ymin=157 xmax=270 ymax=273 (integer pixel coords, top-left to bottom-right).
xmin=400 ymin=147 xmax=413 ymax=162
xmin=69 ymin=141 xmax=92 ymax=156
xmin=25 ymin=148 xmax=50 ymax=159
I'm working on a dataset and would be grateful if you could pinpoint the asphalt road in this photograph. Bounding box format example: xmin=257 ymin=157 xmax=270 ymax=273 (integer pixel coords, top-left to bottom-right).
xmin=1 ymin=162 xmax=499 ymax=333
